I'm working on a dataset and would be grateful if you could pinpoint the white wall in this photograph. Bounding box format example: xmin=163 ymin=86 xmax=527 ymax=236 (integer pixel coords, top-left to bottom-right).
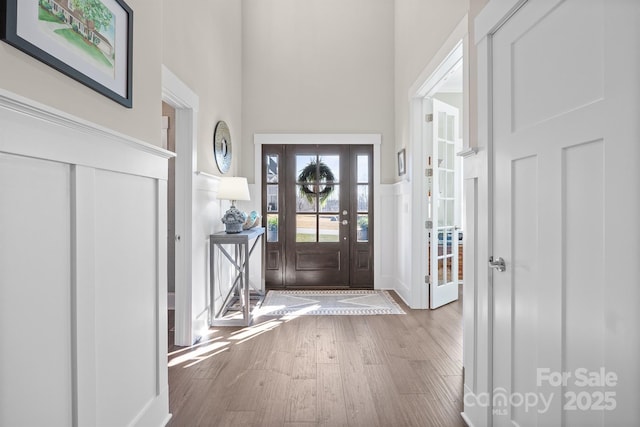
xmin=394 ymin=0 xmax=469 ymax=160
xmin=162 ymin=0 xmax=243 ymax=176
xmin=161 ymin=0 xmax=244 ymax=345
xmin=0 ymin=91 xmax=171 ymax=427
xmin=241 ymin=0 xmax=395 ymax=183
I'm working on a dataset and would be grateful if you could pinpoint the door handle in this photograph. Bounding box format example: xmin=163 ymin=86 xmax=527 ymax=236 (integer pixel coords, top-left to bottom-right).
xmin=342 ymin=220 xmax=348 ymax=225
xmin=489 ymin=256 xmax=505 ymax=272
xmin=175 ymin=234 xmax=181 ymax=242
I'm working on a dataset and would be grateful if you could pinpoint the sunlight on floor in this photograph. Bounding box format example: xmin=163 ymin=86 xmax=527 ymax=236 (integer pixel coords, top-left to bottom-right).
xmin=168 ymin=304 xmax=333 ymax=369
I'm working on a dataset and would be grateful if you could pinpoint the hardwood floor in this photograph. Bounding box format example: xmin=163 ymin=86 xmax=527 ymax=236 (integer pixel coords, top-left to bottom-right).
xmin=166 ymin=292 xmax=465 ymax=427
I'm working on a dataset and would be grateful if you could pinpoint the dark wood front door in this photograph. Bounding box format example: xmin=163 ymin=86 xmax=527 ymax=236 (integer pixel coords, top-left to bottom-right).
xmin=262 ymin=144 xmax=373 ymax=289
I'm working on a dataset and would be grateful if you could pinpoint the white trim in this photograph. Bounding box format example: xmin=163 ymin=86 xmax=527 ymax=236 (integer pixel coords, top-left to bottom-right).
xmin=407 ymin=15 xmax=469 ymax=309
xmin=408 ymin=15 xmax=468 ymax=99
xmin=0 ymin=89 xmax=172 ymax=160
xmin=457 ymin=148 xmax=478 ymax=158
xmin=0 ymin=89 xmax=174 ymax=181
xmin=254 ymin=133 xmax=382 ymax=289
xmin=161 ymin=66 xmax=200 ymax=112
xmin=254 ymin=133 xmax=381 ymax=146
xmin=460 ymin=411 xmax=476 ymax=427
xmin=474 ymin=0 xmax=527 ymax=43
xmin=162 ymin=65 xmax=199 ymax=347
xmin=463 ymin=0 xmax=524 ymax=424
xmin=195 ymin=170 xmax=220 ymax=180
xmin=71 ymin=165 xmax=97 ymax=426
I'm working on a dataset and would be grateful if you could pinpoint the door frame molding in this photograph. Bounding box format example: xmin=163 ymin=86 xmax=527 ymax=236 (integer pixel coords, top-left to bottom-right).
xmin=254 ymin=133 xmax=381 ymax=288
xmin=162 ymin=65 xmax=199 ymax=346
xmin=408 ymin=15 xmax=469 ymax=309
xmin=461 ymin=2 xmax=528 ymax=426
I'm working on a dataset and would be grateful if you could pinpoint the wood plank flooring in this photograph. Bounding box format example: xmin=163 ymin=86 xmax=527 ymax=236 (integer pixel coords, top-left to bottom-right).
xmin=167 ymin=292 xmax=465 ymax=427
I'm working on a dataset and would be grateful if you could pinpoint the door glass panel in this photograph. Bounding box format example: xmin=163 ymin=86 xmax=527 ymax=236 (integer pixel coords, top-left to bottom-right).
xmin=438 ymin=140 xmax=446 ymax=167
xmin=266 ymin=185 xmax=278 ymax=212
xmin=446 ymin=171 xmax=455 ymax=196
xmin=446 ymin=200 xmax=454 ymax=224
xmin=320 ymin=185 xmax=339 ymax=213
xmin=296 ymin=154 xmax=317 ymax=179
xmin=439 ymin=170 xmax=447 ymax=195
xmin=319 ymin=215 xmax=339 ymax=242
xmin=438 ymin=198 xmax=446 ymax=227
xmin=438 ymin=112 xmax=446 ymax=139
xmin=447 ymin=115 xmax=455 ymax=141
xmin=445 ymin=256 xmax=453 ymax=286
xmin=438 ymin=257 xmax=446 ymax=285
xmin=357 ymin=214 xmax=369 ymax=242
xmin=266 ymin=214 xmax=278 ymax=242
xmin=266 ymin=154 xmax=279 ymax=183
xmin=319 ymin=155 xmax=340 ymax=183
xmin=357 ymin=155 xmax=369 ymax=182
xmin=296 ymin=215 xmax=317 ymax=242
xmin=447 ymin=143 xmax=455 ymax=169
xmin=296 ymin=185 xmax=316 ymax=212
xmin=357 ymin=185 xmax=369 ymax=212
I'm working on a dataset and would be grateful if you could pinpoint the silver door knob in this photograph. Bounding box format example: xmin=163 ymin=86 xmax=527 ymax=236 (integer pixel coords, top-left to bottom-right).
xmin=175 ymin=234 xmax=181 ymax=242
xmin=489 ymin=256 xmax=505 ymax=272
xmin=342 ymin=220 xmax=348 ymax=225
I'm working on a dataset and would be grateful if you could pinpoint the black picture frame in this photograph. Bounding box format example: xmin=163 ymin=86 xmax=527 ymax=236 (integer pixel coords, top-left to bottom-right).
xmin=1 ymin=0 xmax=133 ymax=108
xmin=397 ymin=148 xmax=406 ymax=176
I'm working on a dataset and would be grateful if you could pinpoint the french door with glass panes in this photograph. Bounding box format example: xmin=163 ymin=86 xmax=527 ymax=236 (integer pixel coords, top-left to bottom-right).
xmin=262 ymin=144 xmax=373 ymax=289
xmin=427 ymin=98 xmax=461 ymax=308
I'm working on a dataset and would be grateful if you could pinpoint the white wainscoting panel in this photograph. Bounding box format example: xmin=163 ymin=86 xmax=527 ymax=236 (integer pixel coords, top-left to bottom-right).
xmin=0 ymin=89 xmax=172 ymax=427
xmin=391 ymin=181 xmax=412 ymax=305
xmin=378 ymin=184 xmax=397 ymax=292
xmin=0 ymin=154 xmax=73 ymax=427
xmin=192 ymin=172 xmax=223 ymax=339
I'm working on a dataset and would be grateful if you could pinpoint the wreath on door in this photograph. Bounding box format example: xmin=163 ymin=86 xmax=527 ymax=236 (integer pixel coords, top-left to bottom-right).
xmin=298 ymin=159 xmax=335 ymax=206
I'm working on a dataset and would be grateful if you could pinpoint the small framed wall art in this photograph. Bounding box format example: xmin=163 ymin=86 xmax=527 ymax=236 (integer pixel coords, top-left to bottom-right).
xmin=0 ymin=0 xmax=134 ymax=107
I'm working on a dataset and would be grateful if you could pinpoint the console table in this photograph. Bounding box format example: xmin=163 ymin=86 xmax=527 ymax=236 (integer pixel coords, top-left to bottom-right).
xmin=209 ymin=227 xmax=265 ymax=326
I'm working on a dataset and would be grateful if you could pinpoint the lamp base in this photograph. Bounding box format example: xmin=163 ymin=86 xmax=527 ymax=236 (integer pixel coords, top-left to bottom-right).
xmin=221 ymin=204 xmax=247 ymax=234
xmin=224 ymin=222 xmax=243 ymax=234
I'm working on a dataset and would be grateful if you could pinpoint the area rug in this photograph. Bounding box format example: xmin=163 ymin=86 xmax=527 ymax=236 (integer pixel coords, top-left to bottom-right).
xmin=256 ymin=290 xmax=405 ymax=316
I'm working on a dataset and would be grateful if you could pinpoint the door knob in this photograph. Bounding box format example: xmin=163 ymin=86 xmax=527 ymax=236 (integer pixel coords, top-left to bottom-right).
xmin=489 ymin=256 xmax=505 ymax=272
xmin=342 ymin=220 xmax=349 ymax=225
xmin=175 ymin=234 xmax=181 ymax=242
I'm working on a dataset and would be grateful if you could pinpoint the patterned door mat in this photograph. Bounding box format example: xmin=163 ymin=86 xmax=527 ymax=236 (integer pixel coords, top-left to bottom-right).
xmin=256 ymin=290 xmax=405 ymax=316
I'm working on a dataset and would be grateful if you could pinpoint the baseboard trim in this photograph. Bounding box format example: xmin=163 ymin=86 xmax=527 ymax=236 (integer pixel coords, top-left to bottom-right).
xmin=460 ymin=412 xmax=475 ymax=427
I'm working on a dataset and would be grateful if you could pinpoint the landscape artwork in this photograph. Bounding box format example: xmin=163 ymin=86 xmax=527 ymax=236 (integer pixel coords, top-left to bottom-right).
xmin=37 ymin=0 xmax=116 ymax=78
xmin=0 ymin=0 xmax=133 ymax=107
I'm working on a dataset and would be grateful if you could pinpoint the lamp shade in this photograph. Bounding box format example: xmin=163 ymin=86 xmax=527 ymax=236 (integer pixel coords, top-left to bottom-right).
xmin=218 ymin=177 xmax=250 ymax=202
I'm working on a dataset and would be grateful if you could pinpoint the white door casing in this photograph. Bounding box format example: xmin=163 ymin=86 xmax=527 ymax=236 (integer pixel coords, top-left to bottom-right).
xmin=162 ymin=65 xmax=199 ymax=346
xmin=488 ymin=1 xmax=640 ymax=426
xmin=408 ymin=16 xmax=469 ymax=309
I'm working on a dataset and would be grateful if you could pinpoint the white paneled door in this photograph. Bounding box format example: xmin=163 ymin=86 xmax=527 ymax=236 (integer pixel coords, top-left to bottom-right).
xmin=490 ymin=0 xmax=639 ymax=425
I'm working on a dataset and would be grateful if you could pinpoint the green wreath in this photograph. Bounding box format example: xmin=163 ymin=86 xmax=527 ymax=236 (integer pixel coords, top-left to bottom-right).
xmin=298 ymin=160 xmax=335 ymax=206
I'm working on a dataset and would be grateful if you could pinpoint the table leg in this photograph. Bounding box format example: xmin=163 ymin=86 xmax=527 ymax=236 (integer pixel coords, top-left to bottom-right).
xmin=244 ymin=241 xmax=250 ymax=325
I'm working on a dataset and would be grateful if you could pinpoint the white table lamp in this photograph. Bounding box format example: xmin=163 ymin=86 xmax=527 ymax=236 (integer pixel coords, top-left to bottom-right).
xmin=218 ymin=177 xmax=251 ymax=233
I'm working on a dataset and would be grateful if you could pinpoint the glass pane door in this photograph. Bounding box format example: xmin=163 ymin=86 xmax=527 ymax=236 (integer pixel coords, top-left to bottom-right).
xmin=428 ymin=99 xmax=461 ymax=308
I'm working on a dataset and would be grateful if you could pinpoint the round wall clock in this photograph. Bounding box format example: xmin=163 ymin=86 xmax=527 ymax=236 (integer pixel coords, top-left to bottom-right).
xmin=213 ymin=121 xmax=232 ymax=174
